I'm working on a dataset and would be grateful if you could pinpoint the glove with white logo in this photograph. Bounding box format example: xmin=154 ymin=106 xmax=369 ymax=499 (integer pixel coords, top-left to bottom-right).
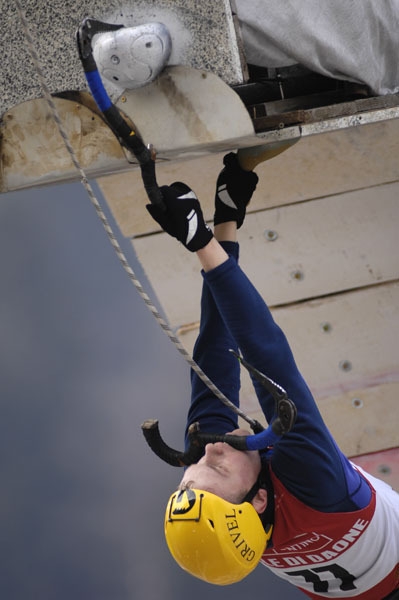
xmin=146 ymin=182 xmax=213 ymax=252
xmin=214 ymin=153 xmax=259 ymax=229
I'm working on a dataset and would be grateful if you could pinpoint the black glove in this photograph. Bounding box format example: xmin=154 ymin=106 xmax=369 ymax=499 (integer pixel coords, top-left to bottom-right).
xmin=146 ymin=182 xmax=213 ymax=252
xmin=214 ymin=152 xmax=259 ymax=228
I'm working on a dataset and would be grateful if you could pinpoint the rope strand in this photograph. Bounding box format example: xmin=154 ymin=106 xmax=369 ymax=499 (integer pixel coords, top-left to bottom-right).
xmin=14 ymin=0 xmax=259 ymax=430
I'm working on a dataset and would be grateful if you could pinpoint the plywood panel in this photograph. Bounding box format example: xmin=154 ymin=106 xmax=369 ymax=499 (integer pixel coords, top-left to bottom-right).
xmin=317 ymin=384 xmax=398 ymax=457
xmin=179 ymin=282 xmax=399 ymax=400
xmin=1 ymin=67 xmax=255 ymax=192
xmin=352 ymin=448 xmax=399 ymax=492
xmin=117 ymin=66 xmax=254 ymax=154
xmin=244 ymin=382 xmax=398 ymax=457
xmin=0 ymin=98 xmax=126 ymax=192
xmin=99 ymin=117 xmax=399 ymax=237
xmin=132 ymin=182 xmax=399 ymax=328
xmin=175 ymin=282 xmax=399 ymax=456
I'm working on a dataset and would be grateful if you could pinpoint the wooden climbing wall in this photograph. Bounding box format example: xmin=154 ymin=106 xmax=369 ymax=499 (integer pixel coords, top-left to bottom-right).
xmin=98 ymin=117 xmax=399 ymax=490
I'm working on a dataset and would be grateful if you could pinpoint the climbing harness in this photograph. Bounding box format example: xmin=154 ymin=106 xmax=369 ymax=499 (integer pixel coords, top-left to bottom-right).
xmin=15 ymin=5 xmax=297 ymax=455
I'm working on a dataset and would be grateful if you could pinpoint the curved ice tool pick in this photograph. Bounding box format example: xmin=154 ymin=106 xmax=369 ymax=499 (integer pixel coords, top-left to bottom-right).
xmin=142 ymin=351 xmax=297 ymax=467
xmin=76 ymin=18 xmax=167 ymax=209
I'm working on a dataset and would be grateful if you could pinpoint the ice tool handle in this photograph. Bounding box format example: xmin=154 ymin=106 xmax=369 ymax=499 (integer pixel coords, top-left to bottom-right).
xmin=76 ymin=18 xmax=165 ymax=209
xmin=141 ymin=352 xmax=297 ymax=467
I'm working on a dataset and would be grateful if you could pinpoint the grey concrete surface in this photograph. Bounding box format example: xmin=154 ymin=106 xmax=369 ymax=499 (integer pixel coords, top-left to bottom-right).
xmin=2 ymin=0 xmax=244 ymax=117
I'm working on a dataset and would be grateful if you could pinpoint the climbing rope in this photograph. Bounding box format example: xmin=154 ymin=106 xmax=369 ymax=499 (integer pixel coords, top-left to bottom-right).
xmin=14 ymin=0 xmax=261 ymax=431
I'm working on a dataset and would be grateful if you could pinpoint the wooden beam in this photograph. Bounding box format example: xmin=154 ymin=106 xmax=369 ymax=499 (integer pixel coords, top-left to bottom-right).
xmin=132 ymin=181 xmax=399 ymax=327
xmin=98 ymin=117 xmax=399 ymax=238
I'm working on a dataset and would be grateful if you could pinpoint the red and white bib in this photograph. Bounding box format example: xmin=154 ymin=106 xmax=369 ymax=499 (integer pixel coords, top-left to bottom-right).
xmin=261 ymin=467 xmax=399 ymax=598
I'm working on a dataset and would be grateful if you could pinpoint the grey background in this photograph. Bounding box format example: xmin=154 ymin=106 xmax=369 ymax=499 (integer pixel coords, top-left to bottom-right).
xmin=0 ymin=181 xmax=302 ymax=599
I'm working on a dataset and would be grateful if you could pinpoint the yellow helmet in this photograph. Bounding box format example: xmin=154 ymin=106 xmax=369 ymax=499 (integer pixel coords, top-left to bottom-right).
xmin=164 ymin=488 xmax=271 ymax=585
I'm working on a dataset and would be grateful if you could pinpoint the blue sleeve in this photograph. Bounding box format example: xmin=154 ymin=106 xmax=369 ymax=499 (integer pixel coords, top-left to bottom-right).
xmin=186 ymin=242 xmax=241 ymax=447
xmin=199 ymin=252 xmax=371 ymax=512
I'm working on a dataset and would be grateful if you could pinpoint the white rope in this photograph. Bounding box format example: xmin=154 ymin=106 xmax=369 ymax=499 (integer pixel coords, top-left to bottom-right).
xmin=14 ymin=0 xmax=258 ymax=429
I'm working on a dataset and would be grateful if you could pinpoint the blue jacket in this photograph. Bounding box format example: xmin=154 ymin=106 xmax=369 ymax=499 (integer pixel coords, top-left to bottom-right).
xmin=186 ymin=242 xmax=371 ymax=513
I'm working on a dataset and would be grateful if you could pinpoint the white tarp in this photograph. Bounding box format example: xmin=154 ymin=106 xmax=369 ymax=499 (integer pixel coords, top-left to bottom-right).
xmin=235 ymin=0 xmax=399 ymax=95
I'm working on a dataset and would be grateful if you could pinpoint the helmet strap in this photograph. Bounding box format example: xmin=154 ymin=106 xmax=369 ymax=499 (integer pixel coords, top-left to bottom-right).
xmin=241 ymin=473 xmax=263 ymax=504
xmin=241 ymin=466 xmax=275 ymax=537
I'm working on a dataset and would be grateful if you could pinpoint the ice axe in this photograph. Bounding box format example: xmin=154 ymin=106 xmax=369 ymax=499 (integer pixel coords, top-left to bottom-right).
xmin=77 ymin=17 xmax=298 ymax=206
xmin=142 ymin=351 xmax=297 ymax=467
xmin=76 ymin=17 xmax=166 ymax=209
xmin=237 ymin=138 xmax=300 ymax=171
